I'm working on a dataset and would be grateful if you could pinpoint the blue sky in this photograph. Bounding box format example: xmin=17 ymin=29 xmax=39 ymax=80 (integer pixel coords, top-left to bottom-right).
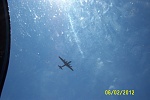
xmin=1 ymin=0 xmax=150 ymax=100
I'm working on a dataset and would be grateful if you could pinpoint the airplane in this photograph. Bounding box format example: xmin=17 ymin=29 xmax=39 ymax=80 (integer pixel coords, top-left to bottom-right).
xmin=58 ymin=56 xmax=74 ymax=71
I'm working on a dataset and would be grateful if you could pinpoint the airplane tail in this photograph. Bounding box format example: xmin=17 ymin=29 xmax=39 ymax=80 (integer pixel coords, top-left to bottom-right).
xmin=58 ymin=65 xmax=63 ymax=70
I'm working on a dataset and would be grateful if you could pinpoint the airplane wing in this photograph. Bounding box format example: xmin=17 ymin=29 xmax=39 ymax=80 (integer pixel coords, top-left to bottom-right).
xmin=66 ymin=65 xmax=74 ymax=71
xmin=59 ymin=56 xmax=66 ymax=64
xmin=69 ymin=67 xmax=74 ymax=71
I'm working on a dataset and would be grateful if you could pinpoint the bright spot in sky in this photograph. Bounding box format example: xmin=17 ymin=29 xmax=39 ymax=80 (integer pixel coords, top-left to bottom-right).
xmin=48 ymin=0 xmax=73 ymax=4
xmin=57 ymin=0 xmax=73 ymax=6
xmin=59 ymin=0 xmax=68 ymax=3
xmin=48 ymin=0 xmax=74 ymax=11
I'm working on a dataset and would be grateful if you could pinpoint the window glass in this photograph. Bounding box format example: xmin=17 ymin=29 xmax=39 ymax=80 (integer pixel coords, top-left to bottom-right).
xmin=2 ymin=0 xmax=150 ymax=100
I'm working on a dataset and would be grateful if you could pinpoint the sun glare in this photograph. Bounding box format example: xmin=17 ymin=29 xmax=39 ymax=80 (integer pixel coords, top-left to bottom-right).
xmin=51 ymin=0 xmax=72 ymax=4
xmin=60 ymin=0 xmax=67 ymax=3
xmin=48 ymin=0 xmax=74 ymax=10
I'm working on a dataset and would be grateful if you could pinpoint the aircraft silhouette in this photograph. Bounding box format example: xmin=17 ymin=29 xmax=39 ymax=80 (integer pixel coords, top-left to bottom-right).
xmin=58 ymin=56 xmax=74 ymax=71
